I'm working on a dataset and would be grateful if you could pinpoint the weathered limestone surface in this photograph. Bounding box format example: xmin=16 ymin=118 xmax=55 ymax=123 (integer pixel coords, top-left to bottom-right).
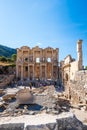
xmin=0 ymin=115 xmax=85 ymax=130
xmin=56 ymin=116 xmax=83 ymax=130
xmin=0 ymin=74 xmax=15 ymax=88
xmin=65 ymin=70 xmax=87 ymax=105
xmin=60 ymin=39 xmax=83 ymax=84
xmin=0 ymin=123 xmax=24 ymax=130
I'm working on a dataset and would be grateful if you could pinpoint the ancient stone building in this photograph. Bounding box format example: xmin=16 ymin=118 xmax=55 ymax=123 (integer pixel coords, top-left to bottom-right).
xmin=16 ymin=46 xmax=59 ymax=80
xmin=60 ymin=39 xmax=83 ymax=85
xmin=60 ymin=39 xmax=87 ymax=105
xmin=16 ymin=40 xmax=83 ymax=83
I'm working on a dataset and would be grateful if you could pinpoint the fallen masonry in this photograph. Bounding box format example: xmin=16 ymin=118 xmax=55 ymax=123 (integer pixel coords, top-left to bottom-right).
xmin=0 ymin=85 xmax=70 ymax=116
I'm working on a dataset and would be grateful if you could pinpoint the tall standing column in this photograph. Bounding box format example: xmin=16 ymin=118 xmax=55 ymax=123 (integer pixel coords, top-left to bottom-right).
xmin=16 ymin=65 xmax=18 ymax=78
xmin=16 ymin=49 xmax=19 ymax=78
xmin=77 ymin=39 xmax=83 ymax=70
xmin=28 ymin=50 xmax=29 ymax=80
xmin=40 ymin=65 xmax=42 ymax=79
xmin=21 ymin=49 xmax=23 ymax=80
xmin=33 ymin=65 xmax=34 ymax=80
xmin=51 ymin=50 xmax=53 ymax=80
xmin=52 ymin=65 xmax=53 ymax=80
xmin=40 ymin=50 xmax=42 ymax=79
xmin=28 ymin=65 xmax=29 ymax=80
xmin=45 ymin=65 xmax=47 ymax=80
xmin=21 ymin=65 xmax=23 ymax=80
xmin=33 ymin=50 xmax=34 ymax=80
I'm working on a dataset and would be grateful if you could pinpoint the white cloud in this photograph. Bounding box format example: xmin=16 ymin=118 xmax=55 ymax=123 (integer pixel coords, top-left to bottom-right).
xmin=36 ymin=42 xmax=42 ymax=46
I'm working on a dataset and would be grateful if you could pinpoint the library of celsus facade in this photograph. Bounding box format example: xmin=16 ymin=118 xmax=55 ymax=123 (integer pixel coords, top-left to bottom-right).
xmin=16 ymin=46 xmax=59 ymax=80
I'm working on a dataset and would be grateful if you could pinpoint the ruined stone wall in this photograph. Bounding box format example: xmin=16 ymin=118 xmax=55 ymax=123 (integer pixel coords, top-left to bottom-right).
xmin=70 ymin=61 xmax=78 ymax=80
xmin=65 ymin=70 xmax=87 ymax=104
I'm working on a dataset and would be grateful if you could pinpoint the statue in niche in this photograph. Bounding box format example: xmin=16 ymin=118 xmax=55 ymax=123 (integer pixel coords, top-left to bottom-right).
xmin=29 ymin=55 xmax=33 ymax=62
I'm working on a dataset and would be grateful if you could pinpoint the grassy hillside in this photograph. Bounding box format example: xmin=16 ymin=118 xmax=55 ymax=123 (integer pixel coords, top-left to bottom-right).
xmin=0 ymin=44 xmax=16 ymax=57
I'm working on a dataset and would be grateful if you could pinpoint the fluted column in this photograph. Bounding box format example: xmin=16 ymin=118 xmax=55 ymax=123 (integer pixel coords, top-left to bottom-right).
xmin=77 ymin=39 xmax=83 ymax=70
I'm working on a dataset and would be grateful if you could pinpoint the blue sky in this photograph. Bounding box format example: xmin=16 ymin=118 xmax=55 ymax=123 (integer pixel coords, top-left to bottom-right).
xmin=0 ymin=0 xmax=87 ymax=66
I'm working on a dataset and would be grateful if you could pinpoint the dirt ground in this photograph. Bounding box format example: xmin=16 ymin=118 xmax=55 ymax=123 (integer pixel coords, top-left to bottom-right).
xmin=70 ymin=107 xmax=87 ymax=125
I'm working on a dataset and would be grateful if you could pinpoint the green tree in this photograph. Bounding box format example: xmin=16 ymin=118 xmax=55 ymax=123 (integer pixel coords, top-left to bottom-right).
xmin=85 ymin=66 xmax=87 ymax=70
xmin=0 ymin=56 xmax=2 ymax=61
xmin=0 ymin=56 xmax=7 ymax=62
xmin=11 ymin=54 xmax=17 ymax=62
xmin=7 ymin=58 xmax=12 ymax=62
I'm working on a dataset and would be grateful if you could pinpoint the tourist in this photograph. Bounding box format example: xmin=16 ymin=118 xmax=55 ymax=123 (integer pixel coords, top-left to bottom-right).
xmin=29 ymin=82 xmax=32 ymax=90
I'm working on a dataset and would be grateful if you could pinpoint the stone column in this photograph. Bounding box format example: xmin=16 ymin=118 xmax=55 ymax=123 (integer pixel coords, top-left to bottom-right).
xmin=21 ymin=65 xmax=23 ymax=80
xmin=40 ymin=50 xmax=42 ymax=79
xmin=40 ymin=65 xmax=42 ymax=79
xmin=77 ymin=39 xmax=83 ymax=70
xmin=51 ymin=65 xmax=53 ymax=80
xmin=16 ymin=65 xmax=18 ymax=78
xmin=33 ymin=51 xmax=34 ymax=62
xmin=45 ymin=64 xmax=47 ymax=80
xmin=28 ymin=65 xmax=29 ymax=80
xmin=33 ymin=65 xmax=34 ymax=80
xmin=16 ymin=49 xmax=19 ymax=78
xmin=51 ymin=50 xmax=53 ymax=80
xmin=28 ymin=50 xmax=29 ymax=80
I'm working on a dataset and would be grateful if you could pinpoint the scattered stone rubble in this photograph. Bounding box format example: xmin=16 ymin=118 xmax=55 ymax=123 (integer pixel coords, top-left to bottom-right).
xmin=0 ymin=71 xmax=87 ymax=129
xmin=0 ymin=74 xmax=15 ymax=88
xmin=0 ymin=84 xmax=70 ymax=117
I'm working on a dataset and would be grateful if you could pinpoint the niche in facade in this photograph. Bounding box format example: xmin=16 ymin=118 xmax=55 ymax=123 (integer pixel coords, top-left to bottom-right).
xmin=65 ymin=73 xmax=69 ymax=81
xmin=25 ymin=66 xmax=28 ymax=71
xmin=29 ymin=56 xmax=33 ymax=62
xmin=47 ymin=58 xmax=51 ymax=62
xmin=36 ymin=58 xmax=40 ymax=63
xmin=24 ymin=57 xmax=28 ymax=62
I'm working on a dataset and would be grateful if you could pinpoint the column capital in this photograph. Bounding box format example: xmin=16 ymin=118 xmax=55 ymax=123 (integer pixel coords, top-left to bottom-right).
xmin=77 ymin=39 xmax=83 ymax=44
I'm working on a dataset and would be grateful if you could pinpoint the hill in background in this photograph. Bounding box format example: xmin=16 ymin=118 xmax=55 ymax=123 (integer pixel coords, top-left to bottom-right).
xmin=0 ymin=44 xmax=16 ymax=57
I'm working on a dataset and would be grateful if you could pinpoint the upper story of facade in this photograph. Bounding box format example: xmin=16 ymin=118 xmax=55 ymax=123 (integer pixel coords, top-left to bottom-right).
xmin=16 ymin=46 xmax=59 ymax=65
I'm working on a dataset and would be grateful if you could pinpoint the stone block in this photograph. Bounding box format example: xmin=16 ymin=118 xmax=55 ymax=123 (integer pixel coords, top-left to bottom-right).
xmin=46 ymin=123 xmax=56 ymax=130
xmin=0 ymin=123 xmax=24 ymax=130
xmin=26 ymin=125 xmax=50 ymax=130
